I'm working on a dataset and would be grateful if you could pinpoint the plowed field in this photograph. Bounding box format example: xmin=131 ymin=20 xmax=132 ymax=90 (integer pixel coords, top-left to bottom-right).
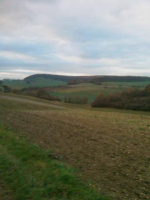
xmin=0 ymin=96 xmax=150 ymax=200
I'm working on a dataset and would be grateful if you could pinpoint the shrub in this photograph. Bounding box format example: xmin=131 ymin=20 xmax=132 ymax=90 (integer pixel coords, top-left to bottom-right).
xmin=91 ymin=85 xmax=150 ymax=111
xmin=11 ymin=88 xmax=61 ymax=102
xmin=5 ymin=86 xmax=12 ymax=93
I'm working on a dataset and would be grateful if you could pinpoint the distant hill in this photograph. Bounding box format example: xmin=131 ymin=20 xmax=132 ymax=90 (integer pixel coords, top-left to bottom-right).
xmin=25 ymin=74 xmax=150 ymax=85
xmin=3 ymin=75 xmax=68 ymax=89
xmin=24 ymin=74 xmax=91 ymax=82
xmin=3 ymin=74 xmax=150 ymax=90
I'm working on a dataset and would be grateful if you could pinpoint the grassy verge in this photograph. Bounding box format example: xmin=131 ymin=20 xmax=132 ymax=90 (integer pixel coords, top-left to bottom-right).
xmin=0 ymin=123 xmax=109 ymax=200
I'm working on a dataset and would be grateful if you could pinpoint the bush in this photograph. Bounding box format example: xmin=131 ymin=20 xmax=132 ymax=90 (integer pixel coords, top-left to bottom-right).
xmin=6 ymin=86 xmax=12 ymax=93
xmin=35 ymin=89 xmax=61 ymax=101
xmin=91 ymin=85 xmax=150 ymax=111
xmin=11 ymin=88 xmax=61 ymax=102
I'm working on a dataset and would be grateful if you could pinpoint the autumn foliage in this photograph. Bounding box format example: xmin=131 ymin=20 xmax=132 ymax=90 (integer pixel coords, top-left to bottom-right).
xmin=92 ymin=84 xmax=150 ymax=111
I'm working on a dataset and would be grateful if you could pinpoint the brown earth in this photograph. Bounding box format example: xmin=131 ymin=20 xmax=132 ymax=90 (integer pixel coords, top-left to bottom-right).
xmin=0 ymin=94 xmax=150 ymax=200
xmin=0 ymin=106 xmax=150 ymax=200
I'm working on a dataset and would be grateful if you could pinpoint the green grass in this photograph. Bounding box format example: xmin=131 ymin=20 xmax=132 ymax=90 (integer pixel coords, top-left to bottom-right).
xmin=50 ymin=81 xmax=150 ymax=103
xmin=0 ymin=123 xmax=109 ymax=200
xmin=0 ymin=98 xmax=56 ymax=111
xmin=4 ymin=78 xmax=67 ymax=89
xmin=3 ymin=79 xmax=150 ymax=103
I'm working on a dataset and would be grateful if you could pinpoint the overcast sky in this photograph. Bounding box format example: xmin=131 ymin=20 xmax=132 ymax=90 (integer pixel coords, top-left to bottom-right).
xmin=1 ymin=0 xmax=150 ymax=79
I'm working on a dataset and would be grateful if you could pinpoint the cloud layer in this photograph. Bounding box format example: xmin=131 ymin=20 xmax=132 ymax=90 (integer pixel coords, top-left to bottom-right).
xmin=1 ymin=0 xmax=150 ymax=79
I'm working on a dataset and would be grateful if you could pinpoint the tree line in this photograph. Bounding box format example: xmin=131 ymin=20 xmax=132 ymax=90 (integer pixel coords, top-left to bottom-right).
xmin=92 ymin=84 xmax=150 ymax=111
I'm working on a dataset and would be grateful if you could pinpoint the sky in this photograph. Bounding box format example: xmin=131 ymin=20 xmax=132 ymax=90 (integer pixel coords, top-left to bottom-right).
xmin=1 ymin=0 xmax=150 ymax=79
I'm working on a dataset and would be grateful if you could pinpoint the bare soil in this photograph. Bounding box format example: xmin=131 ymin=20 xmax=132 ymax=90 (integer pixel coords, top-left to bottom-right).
xmin=0 ymin=106 xmax=150 ymax=200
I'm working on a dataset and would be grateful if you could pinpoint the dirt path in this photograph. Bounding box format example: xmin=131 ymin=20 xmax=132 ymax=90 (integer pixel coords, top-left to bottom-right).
xmin=0 ymin=94 xmax=67 ymax=110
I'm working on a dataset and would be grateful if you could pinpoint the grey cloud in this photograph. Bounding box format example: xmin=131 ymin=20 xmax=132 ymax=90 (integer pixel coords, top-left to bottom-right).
xmin=0 ymin=0 xmax=150 ymax=79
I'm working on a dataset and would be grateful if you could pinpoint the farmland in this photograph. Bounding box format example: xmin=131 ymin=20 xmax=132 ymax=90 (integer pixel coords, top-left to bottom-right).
xmin=3 ymin=77 xmax=67 ymax=89
xmin=3 ymin=76 xmax=150 ymax=103
xmin=0 ymin=94 xmax=150 ymax=200
xmin=50 ymin=81 xmax=150 ymax=102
